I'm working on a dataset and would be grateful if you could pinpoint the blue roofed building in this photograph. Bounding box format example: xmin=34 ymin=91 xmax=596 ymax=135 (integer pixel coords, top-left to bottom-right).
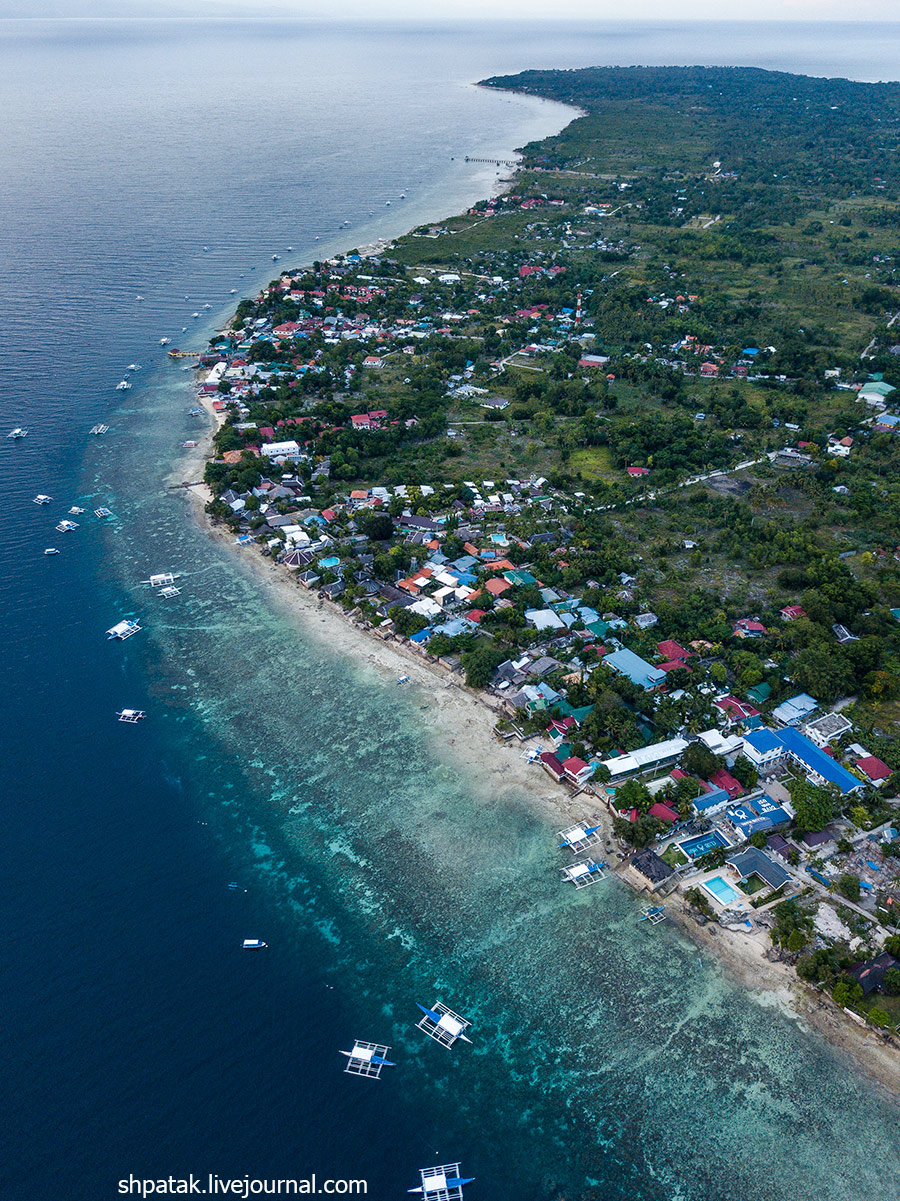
xmin=692 ymin=786 xmax=731 ymax=816
xmin=741 ymin=726 xmax=864 ymax=794
xmin=777 ymin=727 xmax=865 ymax=794
xmin=604 ymin=647 xmax=667 ymax=691
xmin=741 ymin=728 xmax=786 ymax=771
xmin=727 ymin=794 xmax=791 ymax=838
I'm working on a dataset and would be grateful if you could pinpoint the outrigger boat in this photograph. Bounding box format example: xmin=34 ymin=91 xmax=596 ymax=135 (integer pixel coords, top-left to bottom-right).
xmin=106 ymin=619 xmax=142 ymax=640
xmin=90 ymin=424 xmax=109 ymax=435
xmin=33 ymin=494 xmax=52 ymax=505
xmin=157 ymin=586 xmax=181 ymax=599
xmin=7 ymin=427 xmax=28 ymax=439
xmin=639 ymin=904 xmax=666 ymax=925
xmin=55 ymin=520 xmax=79 ymax=533
xmin=415 ymin=1002 xmax=472 ymax=1049
xmin=339 ymin=1041 xmax=395 ymax=1079
xmin=115 ymin=380 xmax=131 ymax=391
xmin=408 ymin=1164 xmax=474 ymax=1199
xmin=561 ymin=859 xmax=606 ymax=888
xmin=117 ymin=709 xmax=146 ymax=723
xmin=397 ymin=674 xmax=411 ymax=684
xmin=94 ymin=507 xmax=112 ymax=519
xmin=68 ymin=506 xmax=85 ymax=515
xmin=558 ymin=822 xmax=603 ymax=854
xmin=144 ymin=572 xmax=177 ymax=588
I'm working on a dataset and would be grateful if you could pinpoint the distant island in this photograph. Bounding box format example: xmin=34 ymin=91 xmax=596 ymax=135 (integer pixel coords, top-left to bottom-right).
xmin=186 ymin=66 xmax=900 ymax=1076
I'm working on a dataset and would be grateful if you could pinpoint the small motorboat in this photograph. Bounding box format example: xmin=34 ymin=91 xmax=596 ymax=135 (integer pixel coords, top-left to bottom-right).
xmin=44 ymin=547 xmax=60 ymax=555
xmin=159 ymin=337 xmax=171 ymax=345
xmin=242 ymin=939 xmax=267 ymax=949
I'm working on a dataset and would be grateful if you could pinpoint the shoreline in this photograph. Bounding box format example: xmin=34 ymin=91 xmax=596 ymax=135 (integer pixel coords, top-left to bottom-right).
xmin=168 ymin=155 xmax=900 ymax=1106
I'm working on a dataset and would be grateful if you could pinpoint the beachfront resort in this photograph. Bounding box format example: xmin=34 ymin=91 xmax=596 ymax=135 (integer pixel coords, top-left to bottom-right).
xmin=186 ymin=65 xmax=900 ymax=1038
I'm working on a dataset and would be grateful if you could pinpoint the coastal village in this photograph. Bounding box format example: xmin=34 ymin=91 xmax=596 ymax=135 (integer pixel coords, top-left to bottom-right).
xmin=185 ymin=67 xmax=900 ymax=1041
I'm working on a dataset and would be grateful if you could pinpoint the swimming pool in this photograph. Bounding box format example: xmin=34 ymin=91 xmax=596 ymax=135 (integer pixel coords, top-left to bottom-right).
xmin=678 ymin=830 xmax=731 ymax=859
xmin=702 ymin=875 xmax=742 ymax=907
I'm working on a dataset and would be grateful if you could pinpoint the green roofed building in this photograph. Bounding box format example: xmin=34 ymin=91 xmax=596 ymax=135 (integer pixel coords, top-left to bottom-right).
xmin=747 ymin=682 xmax=771 ymax=705
xmin=503 ymin=569 xmax=537 ymax=587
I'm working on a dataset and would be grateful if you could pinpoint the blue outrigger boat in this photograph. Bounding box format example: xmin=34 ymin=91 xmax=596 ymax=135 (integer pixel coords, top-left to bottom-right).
xmin=416 ymin=1002 xmax=472 ymax=1048
xmin=408 ymin=1163 xmax=474 ymax=1199
xmin=340 ymin=1040 xmax=395 ymax=1079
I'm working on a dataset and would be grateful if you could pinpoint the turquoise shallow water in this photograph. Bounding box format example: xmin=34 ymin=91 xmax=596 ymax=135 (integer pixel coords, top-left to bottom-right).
xmin=5 ymin=17 xmax=900 ymax=1201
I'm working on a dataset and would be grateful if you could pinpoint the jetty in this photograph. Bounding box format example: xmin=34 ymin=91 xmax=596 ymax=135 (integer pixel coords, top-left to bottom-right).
xmin=561 ymin=859 xmax=607 ymax=888
xmin=416 ymin=1001 xmax=472 ymax=1049
xmin=167 ymin=348 xmax=201 ymax=359
xmin=408 ymin=1164 xmax=474 ymax=1199
xmin=339 ymin=1040 xmax=395 ymax=1079
xmin=464 ymin=155 xmax=516 ymax=166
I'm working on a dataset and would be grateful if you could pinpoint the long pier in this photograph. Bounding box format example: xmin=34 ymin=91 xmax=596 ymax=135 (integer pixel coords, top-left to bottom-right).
xmin=464 ymin=155 xmax=517 ymax=167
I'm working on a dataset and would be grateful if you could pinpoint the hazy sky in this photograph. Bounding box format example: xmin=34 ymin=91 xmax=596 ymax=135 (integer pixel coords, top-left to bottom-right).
xmin=13 ymin=0 xmax=900 ymax=20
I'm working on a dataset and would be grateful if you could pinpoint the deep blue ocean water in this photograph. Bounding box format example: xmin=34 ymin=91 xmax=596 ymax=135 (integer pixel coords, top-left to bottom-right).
xmin=4 ymin=18 xmax=900 ymax=1201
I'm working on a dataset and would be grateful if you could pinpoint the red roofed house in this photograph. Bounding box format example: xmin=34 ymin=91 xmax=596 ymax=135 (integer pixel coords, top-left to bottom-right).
xmin=713 ymin=696 xmax=760 ymax=727
xmin=465 ymin=608 xmax=486 ymax=624
xmin=548 ymin=716 xmax=577 ymax=740
xmin=780 ymin=604 xmax=806 ymax=621
xmin=627 ymin=466 xmax=650 ymax=477
xmin=657 ymin=639 xmax=690 ymax=662
xmin=539 ymin=752 xmax=565 ymax=782
xmin=562 ymin=756 xmax=594 ymax=786
xmin=855 ymin=756 xmax=892 ymax=786
xmin=708 ymin=768 xmax=746 ymax=800
xmin=733 ymin=618 xmax=767 ymax=638
xmin=484 ymin=577 xmax=512 ymax=597
xmin=648 ymin=802 xmax=679 ymax=823
xmin=659 ymin=659 xmax=691 ymax=674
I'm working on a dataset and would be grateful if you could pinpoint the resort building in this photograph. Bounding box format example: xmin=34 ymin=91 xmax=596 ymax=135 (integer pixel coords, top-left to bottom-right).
xmin=601 ymin=737 xmax=689 ymax=782
xmin=604 ymin=647 xmax=667 ymax=691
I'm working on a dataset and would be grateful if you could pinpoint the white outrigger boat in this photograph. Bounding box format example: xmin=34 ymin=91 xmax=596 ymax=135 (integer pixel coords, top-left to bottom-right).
xmin=115 ymin=379 xmax=132 ymax=391
xmin=94 ymin=507 xmax=112 ymax=519
xmin=408 ymin=1164 xmax=474 ymax=1199
xmin=55 ymin=519 xmax=79 ymax=533
xmin=7 ymin=427 xmax=28 ymax=439
xmin=143 ymin=572 xmax=179 ymax=588
xmin=639 ymin=904 xmax=666 ymax=925
xmin=68 ymin=506 xmax=85 ymax=515
xmin=415 ymin=1002 xmax=472 ymax=1049
xmin=159 ymin=337 xmax=171 ymax=346
xmin=339 ymin=1040 xmax=395 ymax=1079
xmin=561 ymin=859 xmax=607 ymax=889
xmin=90 ymin=424 xmax=109 ymax=436
xmin=33 ymin=494 xmax=53 ymax=505
xmin=106 ymin=619 xmax=142 ymax=640
xmin=558 ymin=822 xmax=603 ymax=854
xmin=117 ymin=709 xmax=146 ymax=723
